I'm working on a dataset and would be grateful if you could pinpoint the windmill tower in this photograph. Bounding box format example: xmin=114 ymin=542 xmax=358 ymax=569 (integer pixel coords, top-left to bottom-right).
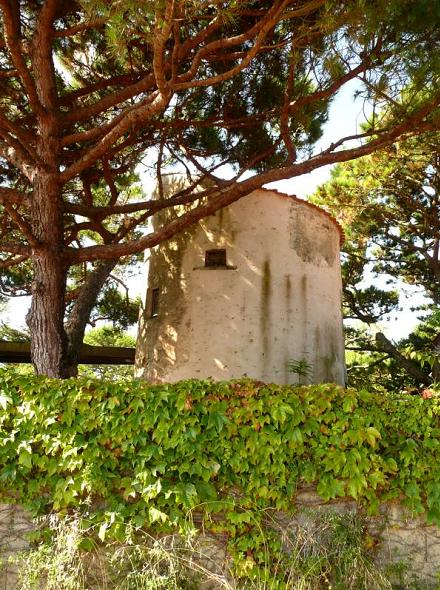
xmin=135 ymin=186 xmax=345 ymax=385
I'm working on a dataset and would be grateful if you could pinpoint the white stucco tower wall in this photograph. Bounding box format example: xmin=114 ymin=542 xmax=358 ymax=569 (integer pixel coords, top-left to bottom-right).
xmin=135 ymin=188 xmax=345 ymax=385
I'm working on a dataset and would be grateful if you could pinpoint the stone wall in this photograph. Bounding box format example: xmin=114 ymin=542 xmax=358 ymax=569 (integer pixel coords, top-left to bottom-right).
xmin=293 ymin=486 xmax=440 ymax=587
xmin=0 ymin=504 xmax=34 ymax=590
xmin=1 ymin=490 xmax=440 ymax=589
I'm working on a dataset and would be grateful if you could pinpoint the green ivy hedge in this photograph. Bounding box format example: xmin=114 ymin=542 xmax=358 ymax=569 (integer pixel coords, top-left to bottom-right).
xmin=1 ymin=369 xmax=440 ymax=572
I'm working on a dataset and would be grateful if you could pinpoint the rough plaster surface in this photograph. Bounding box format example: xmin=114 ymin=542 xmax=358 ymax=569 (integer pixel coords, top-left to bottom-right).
xmin=136 ymin=189 xmax=346 ymax=385
xmin=1 ymin=491 xmax=440 ymax=588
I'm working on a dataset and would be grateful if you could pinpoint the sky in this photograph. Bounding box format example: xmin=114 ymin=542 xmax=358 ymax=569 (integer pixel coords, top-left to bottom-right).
xmin=2 ymin=81 xmax=425 ymax=342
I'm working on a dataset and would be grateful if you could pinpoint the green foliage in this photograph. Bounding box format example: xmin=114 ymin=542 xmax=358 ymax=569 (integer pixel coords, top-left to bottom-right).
xmin=79 ymin=326 xmax=136 ymax=381
xmin=0 ymin=321 xmax=29 ymax=342
xmin=0 ymin=323 xmax=34 ymax=376
xmin=1 ymin=372 xmax=440 ymax=584
xmin=287 ymin=358 xmax=313 ymax=382
xmin=83 ymin=326 xmax=136 ymax=348
xmin=313 ymin=132 xmax=440 ymax=389
xmin=313 ymin=132 xmax=440 ymax=308
xmin=93 ymin=289 xmax=141 ymax=331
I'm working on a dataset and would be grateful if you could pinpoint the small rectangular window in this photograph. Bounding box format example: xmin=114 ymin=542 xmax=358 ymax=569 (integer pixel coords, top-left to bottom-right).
xmin=205 ymin=249 xmax=227 ymax=268
xmin=150 ymin=288 xmax=159 ymax=318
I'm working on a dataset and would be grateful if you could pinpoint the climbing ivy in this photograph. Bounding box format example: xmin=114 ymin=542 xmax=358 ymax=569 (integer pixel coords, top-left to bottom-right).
xmin=0 ymin=369 xmax=440 ymax=583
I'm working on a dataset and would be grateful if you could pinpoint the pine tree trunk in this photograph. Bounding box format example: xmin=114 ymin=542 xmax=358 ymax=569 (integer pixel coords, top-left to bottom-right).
xmin=26 ymin=173 xmax=68 ymax=377
xmin=63 ymin=260 xmax=118 ymax=377
xmin=24 ymin=21 xmax=70 ymax=377
xmin=26 ymin=89 xmax=67 ymax=377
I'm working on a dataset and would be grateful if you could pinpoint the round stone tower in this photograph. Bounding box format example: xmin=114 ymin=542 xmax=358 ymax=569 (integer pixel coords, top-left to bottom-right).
xmin=135 ymin=187 xmax=345 ymax=385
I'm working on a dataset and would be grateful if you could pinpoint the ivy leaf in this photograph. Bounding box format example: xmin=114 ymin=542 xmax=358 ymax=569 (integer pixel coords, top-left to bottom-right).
xmin=195 ymin=481 xmax=218 ymax=502
xmin=141 ymin=479 xmax=162 ymax=500
xmin=18 ymin=450 xmax=32 ymax=470
xmin=272 ymin=404 xmax=294 ymax=423
xmin=427 ymin=482 xmax=440 ymax=506
xmin=169 ymin=483 xmax=198 ymax=507
xmin=427 ymin=507 xmax=440 ymax=526
xmin=77 ymin=537 xmax=95 ymax=551
xmin=0 ymin=394 xmax=12 ymax=410
xmin=98 ymin=522 xmax=108 ymax=542
xmin=347 ymin=475 xmax=367 ymax=499
xmin=286 ymin=427 xmax=303 ymax=445
xmin=228 ymin=511 xmax=254 ymax=525
xmin=149 ymin=507 xmax=168 ymax=524
xmin=368 ymin=470 xmax=385 ymax=489
xmin=342 ymin=395 xmax=357 ymax=413
xmin=317 ymin=475 xmax=344 ymax=500
xmin=400 ymin=439 xmax=418 ymax=465
xmin=364 ymin=427 xmax=381 ymax=447
xmin=301 ymin=462 xmax=317 ymax=483
xmin=208 ymin=411 xmax=229 ymax=433
xmin=404 ymin=482 xmax=420 ymax=499
xmin=385 ymin=457 xmax=398 ymax=472
xmin=344 ymin=429 xmax=363 ymax=444
xmin=0 ymin=465 xmax=16 ymax=481
xmin=129 ymin=398 xmax=144 ymax=412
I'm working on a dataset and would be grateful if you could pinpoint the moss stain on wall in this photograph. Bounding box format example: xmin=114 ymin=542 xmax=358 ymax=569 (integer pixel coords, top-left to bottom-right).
xmin=215 ymin=205 xmax=236 ymax=244
xmin=283 ymin=274 xmax=293 ymax=383
xmin=260 ymin=259 xmax=271 ymax=376
xmin=218 ymin=206 xmax=224 ymax=231
xmin=314 ymin=326 xmax=340 ymax=382
xmin=300 ymin=274 xmax=307 ymax=300
xmin=313 ymin=325 xmax=322 ymax=383
xmin=285 ymin=274 xmax=292 ymax=304
xmin=300 ymin=274 xmax=309 ymax=371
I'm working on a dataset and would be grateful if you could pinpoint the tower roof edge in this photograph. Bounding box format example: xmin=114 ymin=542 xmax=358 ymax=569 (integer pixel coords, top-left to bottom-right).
xmin=258 ymin=187 xmax=344 ymax=245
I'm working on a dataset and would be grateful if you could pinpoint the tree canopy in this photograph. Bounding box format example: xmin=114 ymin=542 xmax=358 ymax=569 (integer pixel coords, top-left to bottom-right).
xmin=313 ymin=132 xmax=440 ymax=389
xmin=1 ymin=0 xmax=440 ymax=376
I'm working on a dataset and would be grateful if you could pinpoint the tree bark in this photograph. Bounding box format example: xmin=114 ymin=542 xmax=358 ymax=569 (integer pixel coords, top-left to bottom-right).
xmin=26 ymin=173 xmax=68 ymax=377
xmin=63 ymin=259 xmax=118 ymax=376
xmin=430 ymin=332 xmax=440 ymax=382
xmin=375 ymin=332 xmax=432 ymax=385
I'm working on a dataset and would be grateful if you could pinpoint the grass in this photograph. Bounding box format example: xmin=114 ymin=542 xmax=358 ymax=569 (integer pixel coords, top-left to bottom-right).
xmin=12 ymin=510 xmax=433 ymax=590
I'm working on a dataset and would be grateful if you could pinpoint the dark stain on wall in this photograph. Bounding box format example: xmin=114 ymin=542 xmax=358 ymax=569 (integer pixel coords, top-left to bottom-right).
xmin=260 ymin=259 xmax=271 ymax=376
